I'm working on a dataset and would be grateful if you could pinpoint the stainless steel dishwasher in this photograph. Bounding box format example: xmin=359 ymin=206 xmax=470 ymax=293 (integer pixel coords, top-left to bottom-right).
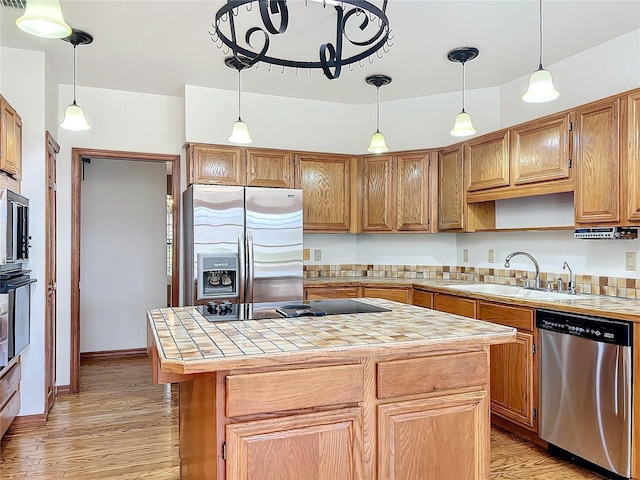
xmin=537 ymin=309 xmax=632 ymax=479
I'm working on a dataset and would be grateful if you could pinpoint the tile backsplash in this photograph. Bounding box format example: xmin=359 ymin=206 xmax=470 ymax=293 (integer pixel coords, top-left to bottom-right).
xmin=303 ymin=264 xmax=640 ymax=300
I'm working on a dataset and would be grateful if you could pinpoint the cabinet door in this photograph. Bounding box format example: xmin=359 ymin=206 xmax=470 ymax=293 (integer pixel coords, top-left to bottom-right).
xmin=305 ymin=286 xmax=359 ymax=300
xmin=624 ymin=92 xmax=640 ymax=223
xmin=510 ymin=112 xmax=572 ymax=186
xmin=488 ymin=331 xmax=536 ymax=430
xmin=575 ymin=98 xmax=620 ymax=224
xmin=13 ymin=114 xmax=21 ymax=180
xmin=433 ymin=293 xmax=476 ymax=318
xmin=226 ymin=408 xmax=363 ymax=480
xmin=187 ymin=144 xmax=245 ymax=185
xmin=363 ymin=287 xmax=409 ymax=304
xmin=465 ymin=130 xmax=510 ymax=192
xmin=362 ymin=156 xmax=394 ymax=232
xmin=412 ymin=289 xmax=433 ymax=309
xmin=395 ymin=152 xmax=430 ymax=231
xmin=378 ymin=391 xmax=489 ymax=480
xmin=246 ymin=149 xmax=295 ymax=188
xmin=298 ymin=154 xmax=351 ymax=232
xmin=438 ymin=145 xmax=464 ymax=231
xmin=0 ymin=100 xmax=19 ymax=176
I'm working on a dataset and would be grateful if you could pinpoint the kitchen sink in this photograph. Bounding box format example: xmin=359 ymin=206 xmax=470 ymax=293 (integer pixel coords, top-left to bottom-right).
xmin=443 ymin=283 xmax=590 ymax=301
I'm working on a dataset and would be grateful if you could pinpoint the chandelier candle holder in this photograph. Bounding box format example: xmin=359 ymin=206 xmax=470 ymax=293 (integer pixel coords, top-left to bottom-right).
xmin=212 ymin=0 xmax=391 ymax=80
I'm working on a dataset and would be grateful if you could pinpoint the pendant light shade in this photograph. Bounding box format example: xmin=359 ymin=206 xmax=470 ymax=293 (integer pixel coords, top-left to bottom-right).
xmin=226 ymin=56 xmax=252 ymax=145
xmin=523 ymin=0 xmax=559 ymax=103
xmin=60 ymin=102 xmax=90 ymax=131
xmin=448 ymin=47 xmax=478 ymax=138
xmin=450 ymin=111 xmax=476 ymax=137
xmin=16 ymin=0 xmax=71 ymax=39
xmin=60 ymin=30 xmax=93 ymax=132
xmin=366 ymin=75 xmax=391 ymax=154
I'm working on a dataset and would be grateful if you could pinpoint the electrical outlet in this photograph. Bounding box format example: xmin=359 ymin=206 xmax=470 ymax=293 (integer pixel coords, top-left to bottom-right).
xmin=463 ymin=249 xmax=469 ymax=262
xmin=303 ymin=248 xmax=310 ymax=261
xmin=314 ymin=249 xmax=322 ymax=261
xmin=488 ymin=249 xmax=495 ymax=263
xmin=626 ymin=252 xmax=637 ymax=271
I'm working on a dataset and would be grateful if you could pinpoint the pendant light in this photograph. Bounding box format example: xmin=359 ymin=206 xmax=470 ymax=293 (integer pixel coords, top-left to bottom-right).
xmin=60 ymin=29 xmax=93 ymax=131
xmin=448 ymin=47 xmax=478 ymax=137
xmin=522 ymin=0 xmax=559 ymax=103
xmin=366 ymin=75 xmax=391 ymax=154
xmin=225 ymin=57 xmax=252 ymax=145
xmin=16 ymin=0 xmax=71 ymax=39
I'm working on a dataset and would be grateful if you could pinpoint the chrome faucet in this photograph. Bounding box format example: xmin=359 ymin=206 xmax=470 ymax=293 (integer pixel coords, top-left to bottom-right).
xmin=504 ymin=251 xmax=541 ymax=289
xmin=562 ymin=261 xmax=576 ymax=294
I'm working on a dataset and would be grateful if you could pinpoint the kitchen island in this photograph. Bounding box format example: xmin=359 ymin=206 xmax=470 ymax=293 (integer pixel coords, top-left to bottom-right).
xmin=147 ymin=298 xmax=516 ymax=480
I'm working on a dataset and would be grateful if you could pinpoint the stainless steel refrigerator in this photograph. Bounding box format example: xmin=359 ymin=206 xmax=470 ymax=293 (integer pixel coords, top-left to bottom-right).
xmin=184 ymin=185 xmax=303 ymax=305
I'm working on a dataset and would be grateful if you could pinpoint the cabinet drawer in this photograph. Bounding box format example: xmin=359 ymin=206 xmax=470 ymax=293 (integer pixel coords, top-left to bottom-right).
xmin=305 ymin=287 xmax=359 ymax=300
xmin=363 ymin=287 xmax=410 ymax=304
xmin=477 ymin=301 xmax=534 ymax=331
xmin=433 ymin=293 xmax=476 ymax=317
xmin=377 ymin=351 xmax=488 ymax=399
xmin=0 ymin=359 xmax=20 ymax=409
xmin=0 ymin=389 xmax=20 ymax=438
xmin=226 ymin=364 xmax=364 ymax=417
xmin=412 ymin=289 xmax=433 ymax=309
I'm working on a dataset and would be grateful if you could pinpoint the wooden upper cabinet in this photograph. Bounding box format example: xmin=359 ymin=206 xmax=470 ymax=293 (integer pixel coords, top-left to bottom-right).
xmin=362 ymin=155 xmax=394 ymax=232
xmin=575 ymin=97 xmax=620 ymax=224
xmin=395 ymin=152 xmax=431 ymax=231
xmin=510 ymin=112 xmax=572 ymax=187
xmin=438 ymin=145 xmax=464 ymax=231
xmin=297 ymin=153 xmax=353 ymax=232
xmin=465 ymin=130 xmax=510 ymax=192
xmin=623 ymin=91 xmax=640 ymax=223
xmin=0 ymin=97 xmax=21 ymax=178
xmin=246 ymin=149 xmax=295 ymax=188
xmin=187 ymin=144 xmax=245 ymax=185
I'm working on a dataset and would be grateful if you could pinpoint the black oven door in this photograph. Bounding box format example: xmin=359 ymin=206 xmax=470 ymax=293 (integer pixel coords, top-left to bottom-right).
xmin=1 ymin=271 xmax=36 ymax=363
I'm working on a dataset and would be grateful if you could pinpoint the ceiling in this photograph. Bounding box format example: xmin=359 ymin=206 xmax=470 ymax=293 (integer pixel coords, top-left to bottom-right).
xmin=1 ymin=1 xmax=639 ymax=104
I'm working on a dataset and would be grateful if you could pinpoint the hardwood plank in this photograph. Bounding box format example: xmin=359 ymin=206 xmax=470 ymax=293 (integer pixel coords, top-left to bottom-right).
xmin=0 ymin=358 xmax=606 ymax=479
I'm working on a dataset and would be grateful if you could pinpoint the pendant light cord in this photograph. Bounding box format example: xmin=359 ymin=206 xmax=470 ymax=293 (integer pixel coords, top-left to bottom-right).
xmin=376 ymin=86 xmax=381 ymax=133
xmin=461 ymin=61 xmax=466 ymax=112
xmin=538 ymin=0 xmax=544 ymax=69
xmin=72 ymin=44 xmax=77 ymax=104
xmin=237 ymin=69 xmax=242 ymax=121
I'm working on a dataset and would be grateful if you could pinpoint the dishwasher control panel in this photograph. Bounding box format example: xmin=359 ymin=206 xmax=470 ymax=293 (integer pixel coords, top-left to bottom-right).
xmin=536 ymin=309 xmax=631 ymax=346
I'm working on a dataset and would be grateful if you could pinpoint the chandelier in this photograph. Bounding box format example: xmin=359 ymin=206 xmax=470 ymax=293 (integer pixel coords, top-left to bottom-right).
xmin=212 ymin=0 xmax=391 ymax=80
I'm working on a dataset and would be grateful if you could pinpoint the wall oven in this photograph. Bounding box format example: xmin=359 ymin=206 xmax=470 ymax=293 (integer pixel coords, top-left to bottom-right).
xmin=0 ymin=189 xmax=29 ymax=266
xmin=0 ymin=269 xmax=35 ymax=367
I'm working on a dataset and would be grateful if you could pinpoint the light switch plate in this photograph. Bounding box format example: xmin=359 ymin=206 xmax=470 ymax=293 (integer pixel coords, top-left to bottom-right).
xmin=626 ymin=252 xmax=637 ymax=271
xmin=303 ymin=248 xmax=310 ymax=261
xmin=488 ymin=249 xmax=495 ymax=263
xmin=463 ymin=249 xmax=469 ymax=262
xmin=314 ymin=249 xmax=322 ymax=261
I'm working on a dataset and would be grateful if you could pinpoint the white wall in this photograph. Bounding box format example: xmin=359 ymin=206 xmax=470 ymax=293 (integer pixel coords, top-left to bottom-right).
xmin=1 ymin=47 xmax=47 ymax=416
xmin=80 ymin=159 xmax=167 ymax=353
xmin=56 ymin=86 xmax=183 ymax=388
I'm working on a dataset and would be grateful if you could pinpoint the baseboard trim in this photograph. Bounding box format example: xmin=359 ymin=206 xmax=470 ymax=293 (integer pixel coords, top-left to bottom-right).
xmin=81 ymin=348 xmax=148 ymax=362
xmin=56 ymin=384 xmax=71 ymax=395
xmin=11 ymin=413 xmax=47 ymax=430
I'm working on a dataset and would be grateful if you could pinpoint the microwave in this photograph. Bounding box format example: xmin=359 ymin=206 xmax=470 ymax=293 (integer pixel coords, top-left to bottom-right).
xmin=0 ymin=189 xmax=29 ymax=266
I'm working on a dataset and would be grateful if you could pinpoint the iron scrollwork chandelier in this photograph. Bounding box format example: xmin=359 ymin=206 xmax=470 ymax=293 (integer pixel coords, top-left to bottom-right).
xmin=212 ymin=0 xmax=391 ymax=80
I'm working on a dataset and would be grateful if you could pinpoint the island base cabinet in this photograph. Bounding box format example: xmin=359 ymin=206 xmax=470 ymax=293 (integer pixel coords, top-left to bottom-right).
xmin=378 ymin=391 xmax=489 ymax=480
xmin=226 ymin=408 xmax=363 ymax=480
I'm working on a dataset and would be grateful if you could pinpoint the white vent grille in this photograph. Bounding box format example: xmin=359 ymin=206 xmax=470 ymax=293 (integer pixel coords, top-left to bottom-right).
xmin=1 ymin=0 xmax=25 ymax=9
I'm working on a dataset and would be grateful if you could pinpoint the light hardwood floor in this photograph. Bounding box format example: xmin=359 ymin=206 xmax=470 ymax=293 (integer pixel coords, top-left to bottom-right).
xmin=1 ymin=357 xmax=603 ymax=479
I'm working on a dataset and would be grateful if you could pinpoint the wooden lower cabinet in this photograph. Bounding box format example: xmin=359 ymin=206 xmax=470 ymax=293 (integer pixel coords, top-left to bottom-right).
xmin=304 ymin=286 xmax=359 ymax=300
xmin=433 ymin=293 xmax=476 ymax=317
xmin=412 ymin=289 xmax=433 ymax=309
xmin=0 ymin=357 xmax=21 ymax=438
xmin=363 ymin=287 xmax=410 ymax=304
xmin=226 ymin=408 xmax=363 ymax=480
xmin=378 ymin=391 xmax=489 ymax=480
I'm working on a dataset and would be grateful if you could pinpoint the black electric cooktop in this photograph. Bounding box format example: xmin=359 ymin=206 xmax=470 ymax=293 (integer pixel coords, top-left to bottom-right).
xmin=197 ymin=299 xmax=391 ymax=322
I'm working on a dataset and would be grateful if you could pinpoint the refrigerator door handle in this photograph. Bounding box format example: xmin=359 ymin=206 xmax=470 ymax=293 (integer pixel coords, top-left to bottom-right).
xmin=237 ymin=233 xmax=246 ymax=303
xmin=247 ymin=231 xmax=255 ymax=303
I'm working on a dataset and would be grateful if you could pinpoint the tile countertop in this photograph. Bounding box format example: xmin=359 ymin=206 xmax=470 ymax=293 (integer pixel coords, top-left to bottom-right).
xmin=147 ymin=298 xmax=515 ymax=375
xmin=304 ymin=278 xmax=640 ymax=323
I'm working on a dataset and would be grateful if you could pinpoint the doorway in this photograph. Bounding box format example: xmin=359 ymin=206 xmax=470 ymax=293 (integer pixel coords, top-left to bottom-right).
xmin=70 ymin=148 xmax=180 ymax=394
